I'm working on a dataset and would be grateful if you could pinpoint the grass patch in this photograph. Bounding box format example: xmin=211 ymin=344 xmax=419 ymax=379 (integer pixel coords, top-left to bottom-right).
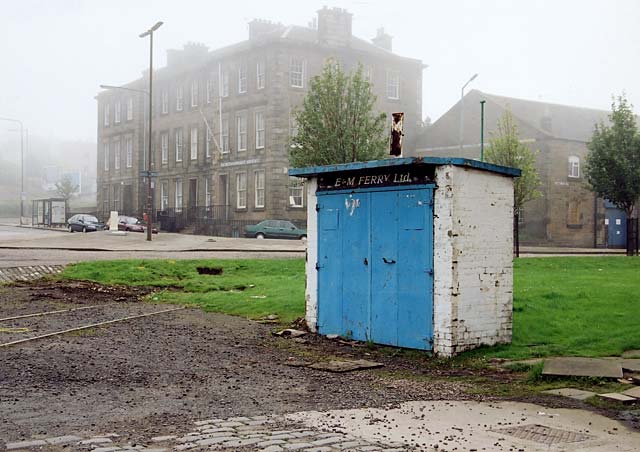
xmin=464 ymin=256 xmax=640 ymax=360
xmin=61 ymin=259 xmax=305 ymax=324
xmin=60 ymin=256 xmax=640 ymax=359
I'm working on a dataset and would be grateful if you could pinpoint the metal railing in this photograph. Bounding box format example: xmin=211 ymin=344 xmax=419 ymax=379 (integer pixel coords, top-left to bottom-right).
xmin=627 ymin=217 xmax=639 ymax=256
xmin=155 ymin=205 xmax=306 ymax=238
xmin=97 ymin=204 xmax=306 ymax=237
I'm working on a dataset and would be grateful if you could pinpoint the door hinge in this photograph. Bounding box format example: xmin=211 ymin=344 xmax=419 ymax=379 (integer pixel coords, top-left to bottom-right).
xmin=315 ymin=262 xmax=322 ymax=270
xmin=315 ymin=203 xmax=320 ymax=212
xmin=426 ymin=269 xmax=434 ymax=276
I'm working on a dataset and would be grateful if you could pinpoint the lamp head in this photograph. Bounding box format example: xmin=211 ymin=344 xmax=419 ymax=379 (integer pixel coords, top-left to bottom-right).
xmin=140 ymin=21 xmax=163 ymax=37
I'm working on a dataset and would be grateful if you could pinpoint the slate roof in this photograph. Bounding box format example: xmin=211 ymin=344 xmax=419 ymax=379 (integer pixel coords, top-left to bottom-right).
xmin=472 ymin=90 xmax=610 ymax=143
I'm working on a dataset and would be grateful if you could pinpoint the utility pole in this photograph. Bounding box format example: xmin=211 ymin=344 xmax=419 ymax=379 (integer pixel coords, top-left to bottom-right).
xmin=139 ymin=21 xmax=163 ymax=241
xmin=459 ymin=73 xmax=478 ymax=152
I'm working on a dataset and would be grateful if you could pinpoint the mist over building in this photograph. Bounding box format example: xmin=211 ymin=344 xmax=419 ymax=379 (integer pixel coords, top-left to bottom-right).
xmin=96 ymin=7 xmax=424 ymax=232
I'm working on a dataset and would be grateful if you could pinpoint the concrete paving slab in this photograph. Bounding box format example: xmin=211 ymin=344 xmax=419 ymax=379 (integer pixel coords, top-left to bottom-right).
xmin=622 ymin=359 xmax=640 ymax=372
xmin=498 ymin=358 xmax=544 ymax=369
xmin=542 ymin=357 xmax=623 ymax=379
xmin=286 ymin=400 xmax=640 ymax=451
xmin=597 ymin=393 xmax=637 ymax=404
xmin=621 ymin=386 xmax=640 ymax=399
xmin=542 ymin=387 xmax=597 ymax=400
xmin=307 ymin=359 xmax=383 ymax=373
xmin=622 ymin=349 xmax=640 ymax=358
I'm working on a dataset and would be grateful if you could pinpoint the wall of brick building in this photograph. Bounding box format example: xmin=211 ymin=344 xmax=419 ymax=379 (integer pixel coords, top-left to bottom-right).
xmin=432 ymin=165 xmax=514 ymax=357
xmin=417 ymin=94 xmax=606 ymax=248
xmin=537 ymin=139 xmax=603 ymax=247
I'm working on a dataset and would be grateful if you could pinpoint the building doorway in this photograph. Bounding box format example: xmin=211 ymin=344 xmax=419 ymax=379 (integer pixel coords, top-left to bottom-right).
xmin=122 ymin=184 xmax=133 ymax=215
xmin=219 ymin=174 xmax=229 ymax=219
xmin=604 ymin=200 xmax=627 ymax=248
xmin=188 ymin=178 xmax=197 ymax=220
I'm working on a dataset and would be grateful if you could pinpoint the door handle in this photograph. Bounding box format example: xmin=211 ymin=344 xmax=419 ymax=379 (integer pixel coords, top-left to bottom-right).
xmin=382 ymin=257 xmax=396 ymax=264
xmin=364 ymin=258 xmax=368 ymax=266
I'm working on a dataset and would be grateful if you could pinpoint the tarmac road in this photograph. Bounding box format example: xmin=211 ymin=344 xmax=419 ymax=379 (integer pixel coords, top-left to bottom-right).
xmin=0 ymin=224 xmax=305 ymax=267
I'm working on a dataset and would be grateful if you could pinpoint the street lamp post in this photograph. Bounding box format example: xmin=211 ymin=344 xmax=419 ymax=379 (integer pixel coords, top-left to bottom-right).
xmin=0 ymin=116 xmax=24 ymax=225
xmin=140 ymin=21 xmax=163 ymax=242
xmin=459 ymin=73 xmax=478 ymax=152
xmin=480 ymin=100 xmax=486 ymax=161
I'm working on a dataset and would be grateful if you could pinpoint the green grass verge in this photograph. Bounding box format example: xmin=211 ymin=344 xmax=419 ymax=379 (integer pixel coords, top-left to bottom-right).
xmin=61 ymin=259 xmax=305 ymax=324
xmin=60 ymin=256 xmax=640 ymax=359
xmin=475 ymin=256 xmax=640 ymax=360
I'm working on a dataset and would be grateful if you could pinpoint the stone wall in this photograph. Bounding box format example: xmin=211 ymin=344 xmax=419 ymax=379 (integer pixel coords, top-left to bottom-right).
xmin=96 ymin=27 xmax=423 ymax=224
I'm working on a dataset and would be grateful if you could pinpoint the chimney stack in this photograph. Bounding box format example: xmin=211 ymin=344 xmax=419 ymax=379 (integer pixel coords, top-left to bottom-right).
xmin=372 ymin=27 xmax=392 ymax=52
xmin=249 ymin=19 xmax=284 ymax=40
xmin=167 ymin=42 xmax=209 ymax=68
xmin=317 ymin=7 xmax=352 ymax=46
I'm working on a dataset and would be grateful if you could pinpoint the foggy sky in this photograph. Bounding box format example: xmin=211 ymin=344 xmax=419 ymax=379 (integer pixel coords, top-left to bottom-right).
xmin=0 ymin=0 xmax=638 ymax=144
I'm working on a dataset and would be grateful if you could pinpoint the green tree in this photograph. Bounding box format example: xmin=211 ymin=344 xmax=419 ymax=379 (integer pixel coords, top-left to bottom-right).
xmin=586 ymin=95 xmax=640 ymax=255
xmin=485 ymin=110 xmax=542 ymax=256
xmin=586 ymin=95 xmax=640 ymax=217
xmin=289 ymin=61 xmax=387 ymax=167
xmin=54 ymin=176 xmax=79 ymax=201
xmin=485 ymin=110 xmax=542 ymax=211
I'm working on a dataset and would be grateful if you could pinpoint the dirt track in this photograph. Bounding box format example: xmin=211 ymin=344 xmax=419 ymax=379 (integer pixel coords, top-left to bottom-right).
xmin=0 ymin=280 xmax=631 ymax=446
xmin=0 ymin=281 xmax=466 ymax=444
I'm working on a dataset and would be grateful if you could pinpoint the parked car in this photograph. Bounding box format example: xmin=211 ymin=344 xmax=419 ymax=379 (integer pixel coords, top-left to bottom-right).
xmin=117 ymin=215 xmax=158 ymax=234
xmin=244 ymin=220 xmax=307 ymax=240
xmin=67 ymin=214 xmax=107 ymax=233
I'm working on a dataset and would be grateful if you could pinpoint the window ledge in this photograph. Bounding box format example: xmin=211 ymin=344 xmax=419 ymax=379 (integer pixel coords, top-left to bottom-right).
xmin=567 ymin=224 xmax=583 ymax=229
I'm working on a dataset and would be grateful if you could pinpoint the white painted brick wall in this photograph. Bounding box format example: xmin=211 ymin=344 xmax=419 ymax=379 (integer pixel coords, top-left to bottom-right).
xmin=433 ymin=165 xmax=514 ymax=356
xmin=304 ymin=178 xmax=319 ymax=332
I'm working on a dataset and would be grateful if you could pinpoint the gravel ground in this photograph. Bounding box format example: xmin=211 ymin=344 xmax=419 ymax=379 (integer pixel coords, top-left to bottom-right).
xmin=0 ymin=280 xmax=634 ymax=447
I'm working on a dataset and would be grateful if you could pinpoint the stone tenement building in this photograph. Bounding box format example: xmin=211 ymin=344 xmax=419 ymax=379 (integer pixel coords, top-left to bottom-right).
xmin=96 ymin=7 xmax=424 ymax=228
xmin=417 ymin=90 xmax=631 ymax=248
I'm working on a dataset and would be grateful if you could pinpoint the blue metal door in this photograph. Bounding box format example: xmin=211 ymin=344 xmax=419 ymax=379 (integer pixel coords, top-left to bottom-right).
xmin=605 ymin=203 xmax=627 ymax=248
xmin=317 ymin=186 xmax=434 ymax=349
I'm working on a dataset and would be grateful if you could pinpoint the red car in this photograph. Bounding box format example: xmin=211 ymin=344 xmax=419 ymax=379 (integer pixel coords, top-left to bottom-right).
xmin=117 ymin=216 xmax=158 ymax=234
